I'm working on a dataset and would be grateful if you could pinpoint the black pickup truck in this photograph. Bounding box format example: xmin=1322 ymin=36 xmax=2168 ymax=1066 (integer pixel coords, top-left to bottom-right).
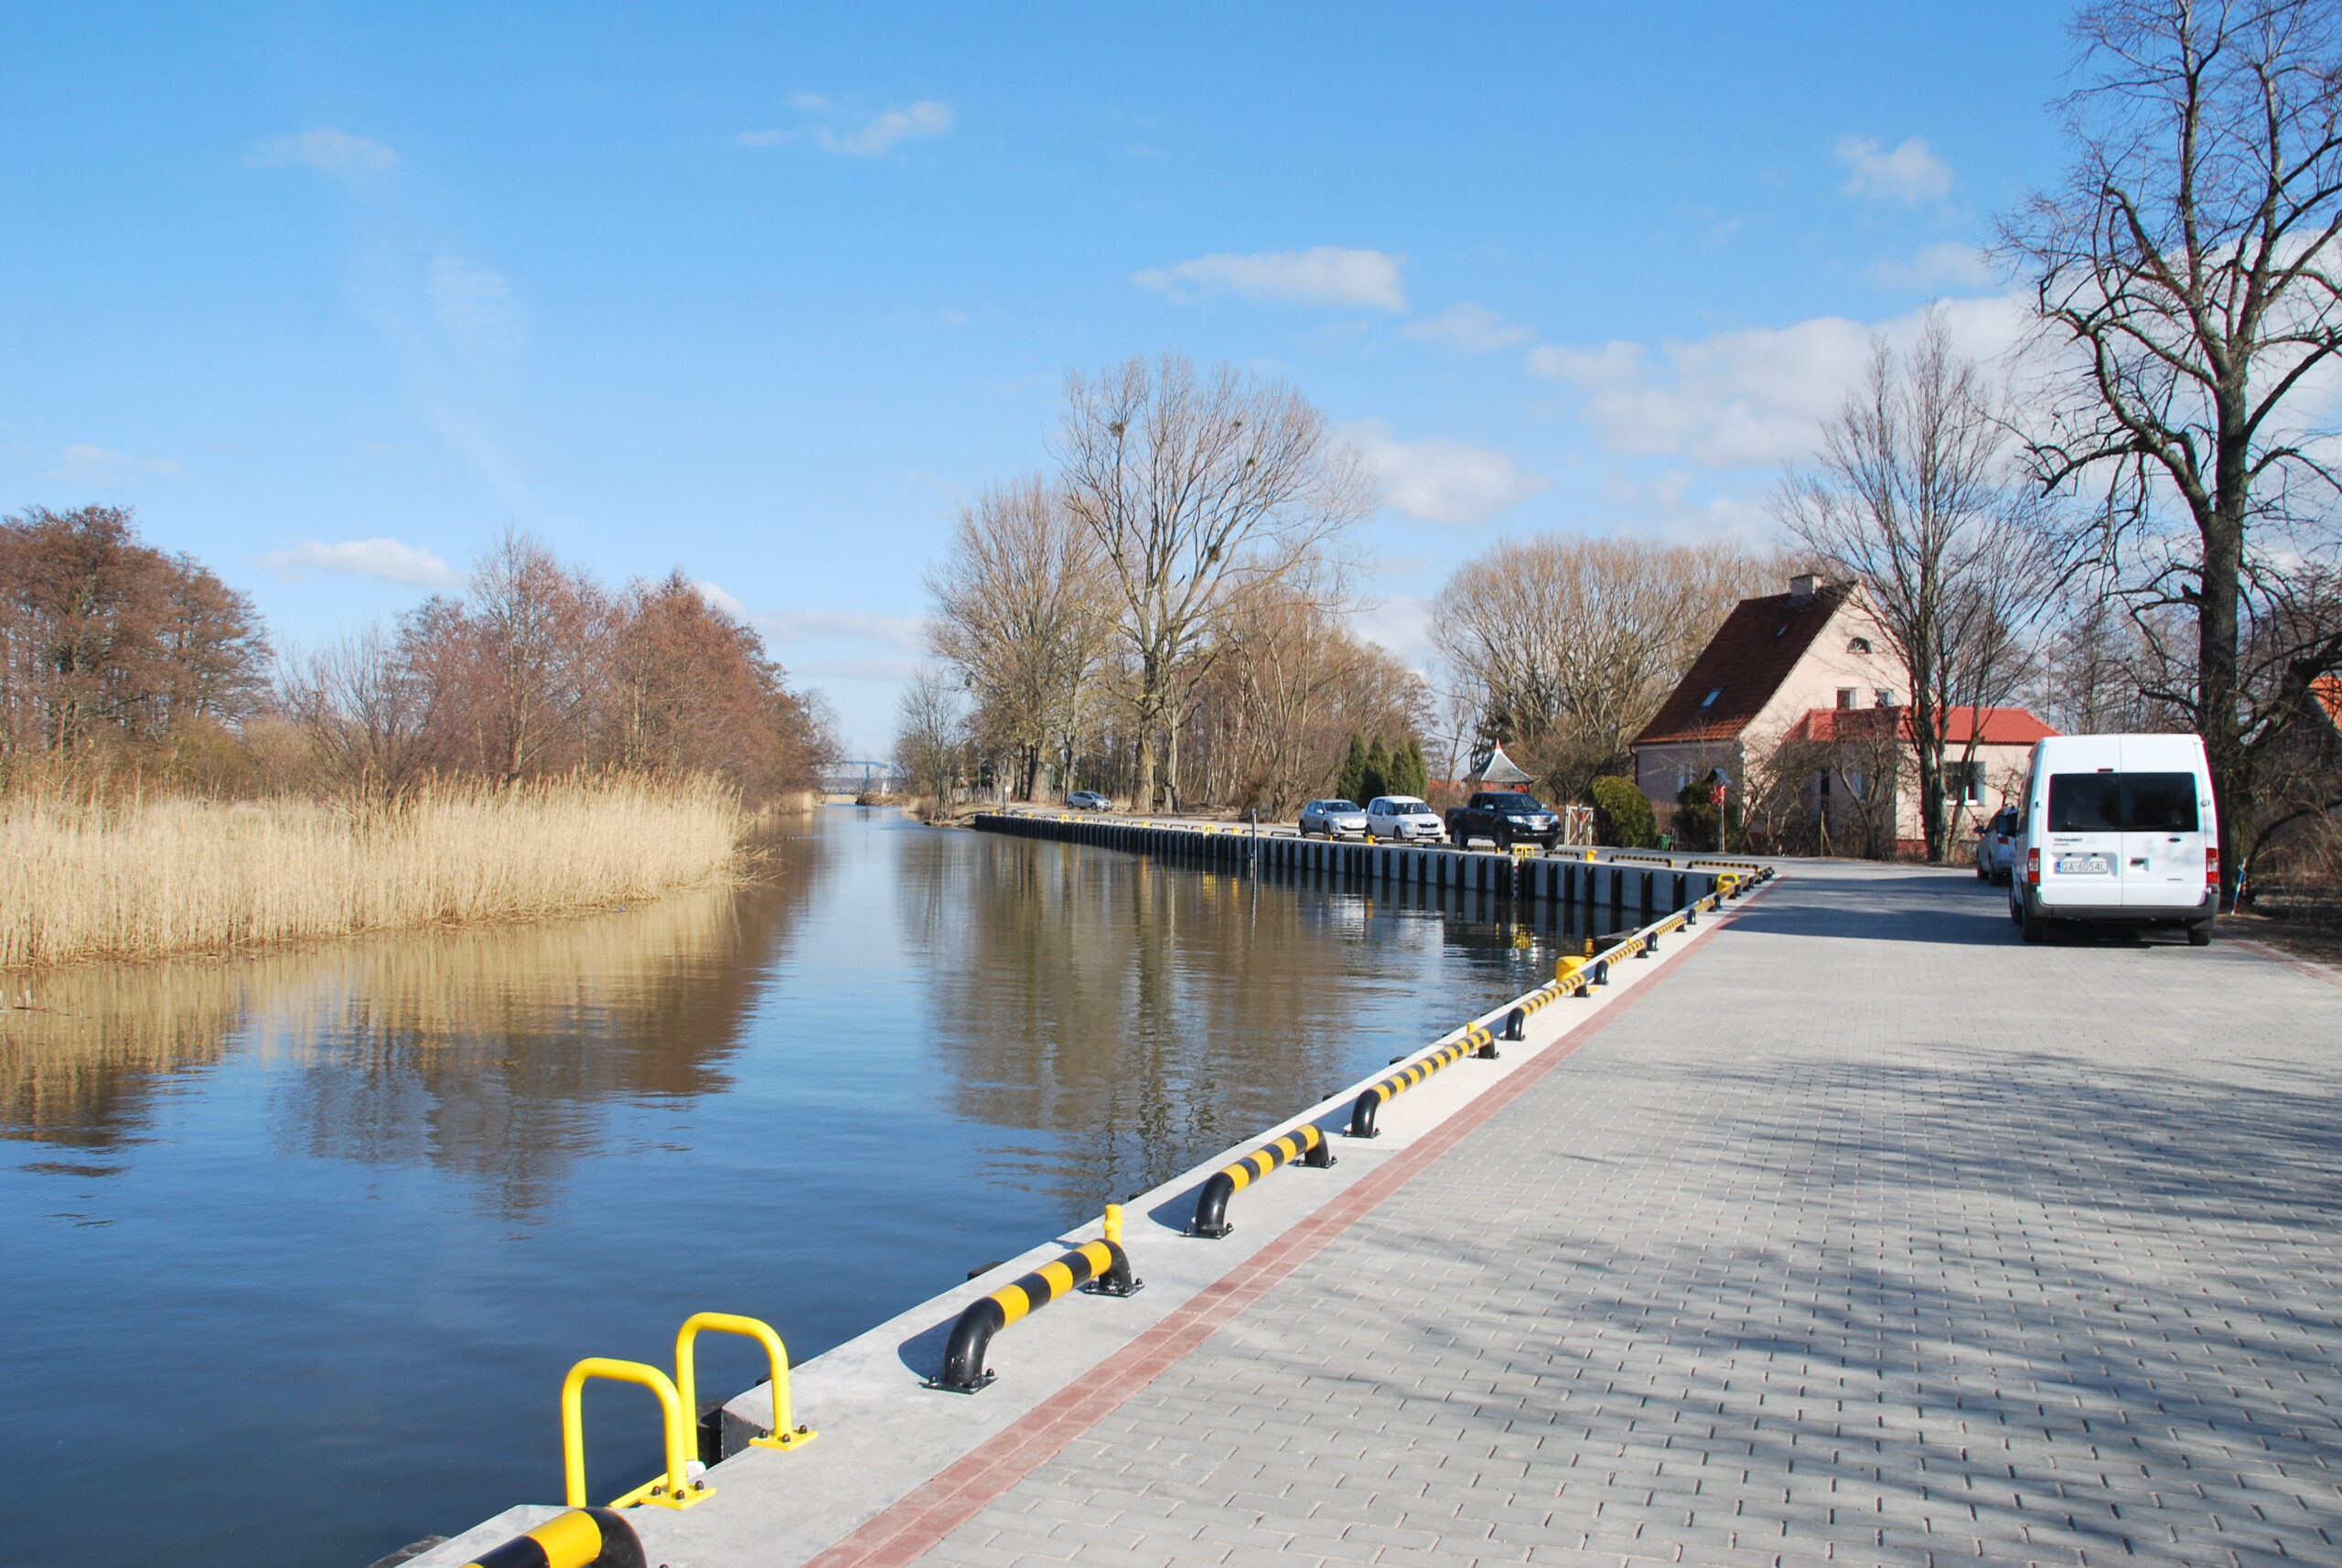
xmin=1445 ymin=790 xmax=1563 ymax=851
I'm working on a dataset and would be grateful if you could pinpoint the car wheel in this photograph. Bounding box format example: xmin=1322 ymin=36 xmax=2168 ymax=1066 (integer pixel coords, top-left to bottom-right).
xmin=1975 ymin=861 xmax=1987 ymax=881
xmin=2187 ymin=919 xmax=2214 ymax=947
xmin=2021 ymin=897 xmax=2047 ymax=944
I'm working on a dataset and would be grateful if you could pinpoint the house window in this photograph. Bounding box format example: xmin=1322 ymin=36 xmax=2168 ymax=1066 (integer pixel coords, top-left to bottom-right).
xmin=1836 ymin=688 xmax=1857 ymax=709
xmin=1817 ymin=771 xmax=1831 ymax=798
xmin=1848 ymin=636 xmax=1872 ymax=653
xmin=1948 ymin=762 xmax=1984 ymax=804
xmin=1875 ymin=688 xmax=1896 ymax=708
xmin=1699 ymin=687 xmax=1724 ymax=709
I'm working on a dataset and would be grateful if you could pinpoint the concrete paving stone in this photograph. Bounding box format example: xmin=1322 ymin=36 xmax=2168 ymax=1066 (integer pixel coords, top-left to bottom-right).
xmin=1213 ymin=1548 xmax=1313 ymax=1568
xmin=1058 ymin=1541 xmax=1183 ymax=1568
xmin=871 ymin=867 xmax=2342 ymax=1568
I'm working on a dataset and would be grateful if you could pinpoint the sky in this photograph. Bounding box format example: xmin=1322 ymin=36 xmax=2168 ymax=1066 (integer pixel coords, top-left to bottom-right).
xmin=0 ymin=3 xmax=2080 ymax=757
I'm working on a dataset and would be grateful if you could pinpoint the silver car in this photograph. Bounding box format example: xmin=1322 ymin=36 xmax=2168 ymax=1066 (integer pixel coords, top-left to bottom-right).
xmin=1974 ymin=804 xmax=2019 ymax=884
xmin=1299 ymin=799 xmax=1369 ymax=838
xmin=1366 ymin=795 xmax=1446 ymax=843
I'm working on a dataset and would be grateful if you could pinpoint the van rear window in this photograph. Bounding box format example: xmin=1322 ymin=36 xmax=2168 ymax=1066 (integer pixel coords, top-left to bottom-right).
xmin=2047 ymin=772 xmax=2199 ymax=832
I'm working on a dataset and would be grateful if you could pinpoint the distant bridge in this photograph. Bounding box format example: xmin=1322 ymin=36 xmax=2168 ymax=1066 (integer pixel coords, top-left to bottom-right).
xmin=818 ymin=760 xmax=902 ymax=795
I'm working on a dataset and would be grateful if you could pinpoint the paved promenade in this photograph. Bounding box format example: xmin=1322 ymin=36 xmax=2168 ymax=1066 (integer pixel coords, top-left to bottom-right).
xmin=871 ymin=865 xmax=2342 ymax=1568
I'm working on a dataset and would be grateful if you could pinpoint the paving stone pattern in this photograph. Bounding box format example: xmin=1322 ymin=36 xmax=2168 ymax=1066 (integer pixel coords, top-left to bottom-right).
xmin=915 ymin=867 xmax=2342 ymax=1568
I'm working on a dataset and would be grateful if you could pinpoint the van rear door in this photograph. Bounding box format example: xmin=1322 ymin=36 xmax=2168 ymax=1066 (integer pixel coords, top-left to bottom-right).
xmin=2042 ymin=772 xmax=2126 ymax=907
xmin=2117 ymin=736 xmax=2210 ymax=908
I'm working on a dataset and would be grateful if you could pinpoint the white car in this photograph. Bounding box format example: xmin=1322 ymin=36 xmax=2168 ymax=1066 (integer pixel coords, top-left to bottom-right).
xmin=1298 ymin=799 xmax=1369 ymax=838
xmin=2010 ymin=732 xmax=2218 ymax=945
xmin=1365 ymin=795 xmax=1445 ymax=843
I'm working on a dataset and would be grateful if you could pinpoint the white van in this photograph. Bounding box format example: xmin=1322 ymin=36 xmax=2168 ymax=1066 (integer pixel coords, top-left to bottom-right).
xmin=2009 ymin=733 xmax=2218 ymax=945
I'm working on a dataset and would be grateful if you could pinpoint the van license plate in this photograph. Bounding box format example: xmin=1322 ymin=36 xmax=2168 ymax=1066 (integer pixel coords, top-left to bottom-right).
xmin=2055 ymin=856 xmax=2110 ymax=875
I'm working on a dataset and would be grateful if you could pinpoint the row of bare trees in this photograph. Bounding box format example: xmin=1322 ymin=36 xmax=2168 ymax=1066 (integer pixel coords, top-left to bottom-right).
xmin=1429 ymin=537 xmax=1767 ymax=803
xmin=285 ymin=532 xmax=834 ymax=802
xmin=914 ymin=354 xmax=1402 ymax=814
xmin=0 ymin=507 xmax=833 ymax=804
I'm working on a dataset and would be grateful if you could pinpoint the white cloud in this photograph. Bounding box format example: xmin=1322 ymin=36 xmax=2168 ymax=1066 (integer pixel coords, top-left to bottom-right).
xmin=734 ymin=129 xmax=790 ymax=147
xmin=1834 ymin=134 xmax=1954 ymax=202
xmin=248 ymin=129 xmax=400 ymax=180
xmin=262 ymin=537 xmax=458 ymax=588
xmin=1133 ymin=247 xmax=1407 ymax=311
xmin=1526 ymin=295 xmax=2031 ymax=468
xmin=757 ymin=610 xmax=929 ymax=650
xmin=1345 ymin=421 xmax=1547 ymax=525
xmin=692 ymin=580 xmax=748 ymax=618
xmin=1868 ymin=242 xmax=1994 ymax=291
xmin=787 ymin=91 xmax=833 ymax=113
xmin=1524 ymin=340 xmax=1646 ymax=386
xmin=1348 ymin=594 xmax=1434 ymax=669
xmin=1400 ymin=303 xmax=1534 ymax=355
xmin=817 ymin=102 xmax=953 ymax=156
xmin=49 ymin=445 xmax=181 ymax=486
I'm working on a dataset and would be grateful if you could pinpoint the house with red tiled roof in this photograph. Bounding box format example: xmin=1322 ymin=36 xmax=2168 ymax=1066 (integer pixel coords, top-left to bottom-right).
xmin=1631 ymin=575 xmax=2057 ymax=854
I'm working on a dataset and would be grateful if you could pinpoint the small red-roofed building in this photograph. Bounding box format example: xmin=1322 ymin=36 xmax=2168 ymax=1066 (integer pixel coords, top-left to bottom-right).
xmin=1632 ymin=574 xmax=2058 ymax=854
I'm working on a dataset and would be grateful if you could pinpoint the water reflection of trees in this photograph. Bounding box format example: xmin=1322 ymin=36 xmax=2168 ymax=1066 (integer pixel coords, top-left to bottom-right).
xmin=1 ymin=832 xmax=826 ymax=1211
xmin=901 ymin=832 xmax=1564 ymax=1216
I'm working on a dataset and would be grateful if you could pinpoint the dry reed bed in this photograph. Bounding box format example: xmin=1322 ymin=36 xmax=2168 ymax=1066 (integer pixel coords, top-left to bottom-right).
xmin=0 ymin=775 xmax=741 ymax=969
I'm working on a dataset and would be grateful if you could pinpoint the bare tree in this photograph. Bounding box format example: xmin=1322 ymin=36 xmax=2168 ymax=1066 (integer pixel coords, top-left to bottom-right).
xmin=1055 ymin=354 xmax=1372 ymax=811
xmin=1431 ymin=535 xmax=1758 ymax=800
xmin=894 ymin=667 xmax=971 ymax=816
xmin=1774 ymin=319 xmax=2048 ymax=863
xmin=926 ymin=476 xmax=1113 ymax=801
xmin=2000 ymin=0 xmax=2342 ymax=899
xmin=466 ymin=529 xmax=612 ymax=780
xmin=1180 ymin=583 xmax=1428 ymax=813
xmin=280 ymin=627 xmax=444 ymax=797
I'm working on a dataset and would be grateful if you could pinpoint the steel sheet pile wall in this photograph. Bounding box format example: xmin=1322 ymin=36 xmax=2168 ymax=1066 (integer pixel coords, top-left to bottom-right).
xmin=969 ymin=814 xmax=1730 ymax=921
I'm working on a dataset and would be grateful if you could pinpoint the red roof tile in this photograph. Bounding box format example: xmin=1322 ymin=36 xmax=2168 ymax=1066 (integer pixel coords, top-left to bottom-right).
xmin=2314 ymin=674 xmax=2342 ymax=732
xmin=1634 ymin=584 xmax=1857 ymax=745
xmin=1783 ymin=704 xmax=2057 ymax=746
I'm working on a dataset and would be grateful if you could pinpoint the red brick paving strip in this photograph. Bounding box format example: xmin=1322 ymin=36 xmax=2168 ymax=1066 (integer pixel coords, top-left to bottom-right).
xmin=800 ymin=893 xmax=1765 ymax=1568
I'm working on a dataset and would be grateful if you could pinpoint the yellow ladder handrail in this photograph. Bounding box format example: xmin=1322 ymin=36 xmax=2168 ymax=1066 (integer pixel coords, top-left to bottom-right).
xmin=561 ymin=1357 xmax=712 ymax=1511
xmin=675 ymin=1312 xmax=816 ymax=1453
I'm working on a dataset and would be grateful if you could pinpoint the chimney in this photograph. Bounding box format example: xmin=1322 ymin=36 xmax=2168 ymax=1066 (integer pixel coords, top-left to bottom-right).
xmin=1789 ymin=574 xmax=1818 ymax=607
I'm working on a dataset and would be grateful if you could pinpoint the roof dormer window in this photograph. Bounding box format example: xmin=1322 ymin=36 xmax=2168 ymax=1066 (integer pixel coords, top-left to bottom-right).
xmin=1848 ymin=636 xmax=1872 ymax=653
xmin=1700 ymin=687 xmax=1724 ymax=709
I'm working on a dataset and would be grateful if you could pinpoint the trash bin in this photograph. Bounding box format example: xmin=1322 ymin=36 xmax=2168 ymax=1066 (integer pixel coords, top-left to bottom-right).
xmin=1656 ymin=833 xmax=1674 ymax=851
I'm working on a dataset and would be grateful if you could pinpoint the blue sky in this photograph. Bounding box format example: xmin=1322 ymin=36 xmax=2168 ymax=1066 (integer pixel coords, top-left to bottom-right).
xmin=0 ymin=3 xmax=2075 ymax=755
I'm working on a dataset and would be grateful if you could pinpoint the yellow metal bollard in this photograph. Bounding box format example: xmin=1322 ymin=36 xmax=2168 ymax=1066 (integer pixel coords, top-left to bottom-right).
xmin=675 ymin=1312 xmax=815 ymax=1455
xmin=561 ymin=1357 xmax=712 ymax=1511
xmin=1102 ymin=1203 xmax=1123 ymax=1244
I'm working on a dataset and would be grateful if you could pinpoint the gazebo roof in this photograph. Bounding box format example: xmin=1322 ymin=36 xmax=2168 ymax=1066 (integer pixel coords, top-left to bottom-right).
xmin=1466 ymin=744 xmax=1533 ymax=785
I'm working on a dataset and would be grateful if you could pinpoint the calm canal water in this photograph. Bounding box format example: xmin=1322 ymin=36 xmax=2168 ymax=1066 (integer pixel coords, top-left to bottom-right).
xmin=2 ymin=808 xmax=1591 ymax=1568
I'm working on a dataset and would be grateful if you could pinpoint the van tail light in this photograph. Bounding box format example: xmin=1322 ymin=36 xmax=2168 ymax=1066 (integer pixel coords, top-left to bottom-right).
xmin=2025 ymin=848 xmax=2041 ymax=886
xmin=2206 ymin=846 xmax=2219 ymax=889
